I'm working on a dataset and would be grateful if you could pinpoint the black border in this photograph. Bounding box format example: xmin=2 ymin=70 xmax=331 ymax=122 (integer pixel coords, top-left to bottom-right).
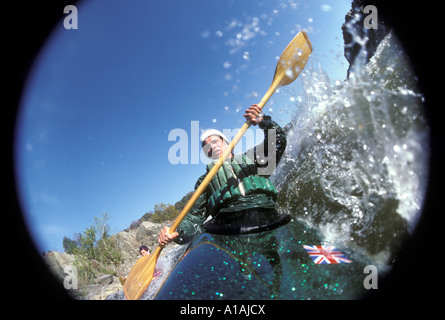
xmin=7 ymin=0 xmax=442 ymax=306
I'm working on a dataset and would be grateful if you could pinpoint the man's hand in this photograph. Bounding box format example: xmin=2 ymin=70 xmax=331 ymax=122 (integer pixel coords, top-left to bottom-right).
xmin=244 ymin=104 xmax=263 ymax=126
xmin=158 ymin=226 xmax=179 ymax=247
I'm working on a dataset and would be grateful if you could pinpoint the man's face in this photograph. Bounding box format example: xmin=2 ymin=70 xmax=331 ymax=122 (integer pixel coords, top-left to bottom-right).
xmin=140 ymin=249 xmax=149 ymax=256
xmin=203 ymin=135 xmax=226 ymax=159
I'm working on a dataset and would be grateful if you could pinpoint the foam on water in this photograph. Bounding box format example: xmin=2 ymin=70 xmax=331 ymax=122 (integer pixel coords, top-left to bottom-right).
xmin=138 ymin=244 xmax=189 ymax=300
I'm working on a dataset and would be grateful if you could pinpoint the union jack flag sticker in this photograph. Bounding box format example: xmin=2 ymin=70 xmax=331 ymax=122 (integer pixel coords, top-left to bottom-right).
xmin=303 ymin=245 xmax=352 ymax=264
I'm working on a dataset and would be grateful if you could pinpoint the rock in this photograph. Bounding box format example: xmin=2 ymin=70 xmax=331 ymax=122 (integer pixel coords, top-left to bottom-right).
xmin=105 ymin=290 xmax=125 ymax=300
xmin=95 ymin=274 xmax=113 ymax=285
xmin=90 ymin=259 xmax=103 ymax=271
xmin=83 ymin=284 xmax=102 ymax=300
xmin=42 ymin=219 xmax=178 ymax=299
xmin=342 ymin=0 xmax=390 ymax=78
xmin=135 ymin=221 xmax=164 ymax=248
xmin=83 ymin=276 xmax=123 ymax=300
xmin=102 ymin=279 xmax=122 ymax=299
xmin=44 ymin=251 xmax=76 ymax=280
xmin=112 ymin=230 xmax=140 ymax=262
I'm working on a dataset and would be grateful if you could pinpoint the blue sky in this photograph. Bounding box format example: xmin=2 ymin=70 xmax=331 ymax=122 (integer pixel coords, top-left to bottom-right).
xmin=15 ymin=0 xmax=352 ymax=252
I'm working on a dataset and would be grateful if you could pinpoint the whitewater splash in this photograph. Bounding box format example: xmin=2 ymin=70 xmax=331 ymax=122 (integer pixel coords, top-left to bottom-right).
xmin=271 ymin=31 xmax=430 ymax=269
xmin=139 ymin=244 xmax=189 ymax=300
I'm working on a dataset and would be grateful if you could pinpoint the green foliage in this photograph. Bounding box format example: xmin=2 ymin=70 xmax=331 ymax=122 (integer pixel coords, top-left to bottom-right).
xmin=79 ymin=226 xmax=98 ymax=259
xmin=63 ymin=213 xmax=122 ymax=285
xmin=62 ymin=193 xmax=194 ymax=286
xmin=147 ymin=203 xmax=179 ymax=223
xmin=138 ymin=194 xmax=193 ymax=224
xmin=140 ymin=211 xmax=152 ymax=222
xmin=62 ymin=236 xmax=78 ymax=255
xmin=174 ymin=191 xmax=194 ymax=211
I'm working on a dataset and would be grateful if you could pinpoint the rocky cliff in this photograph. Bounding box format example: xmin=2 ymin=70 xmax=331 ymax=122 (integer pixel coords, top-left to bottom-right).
xmin=44 ymin=220 xmax=179 ymax=300
xmin=342 ymin=0 xmax=390 ymax=78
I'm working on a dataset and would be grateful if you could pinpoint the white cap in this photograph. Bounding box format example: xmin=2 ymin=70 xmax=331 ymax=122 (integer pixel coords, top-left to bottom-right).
xmin=200 ymin=129 xmax=230 ymax=146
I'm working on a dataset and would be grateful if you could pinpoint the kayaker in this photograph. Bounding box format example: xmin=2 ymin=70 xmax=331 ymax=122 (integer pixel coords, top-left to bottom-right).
xmin=158 ymin=104 xmax=289 ymax=246
xmin=121 ymin=245 xmax=160 ymax=284
xmin=139 ymin=245 xmax=163 ymax=277
xmin=139 ymin=245 xmax=150 ymax=256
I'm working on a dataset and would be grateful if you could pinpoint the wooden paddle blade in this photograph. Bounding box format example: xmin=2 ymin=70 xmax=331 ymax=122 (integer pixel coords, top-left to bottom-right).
xmin=123 ymin=246 xmax=162 ymax=300
xmin=258 ymin=30 xmax=312 ymax=109
xmin=272 ymin=30 xmax=312 ymax=89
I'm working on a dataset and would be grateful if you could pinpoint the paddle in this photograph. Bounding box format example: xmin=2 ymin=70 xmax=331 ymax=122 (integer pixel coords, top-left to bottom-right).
xmin=123 ymin=30 xmax=312 ymax=300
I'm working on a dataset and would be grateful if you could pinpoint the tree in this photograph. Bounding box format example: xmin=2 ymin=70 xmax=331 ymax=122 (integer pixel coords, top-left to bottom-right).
xmin=74 ymin=225 xmax=97 ymax=260
xmin=174 ymin=191 xmax=194 ymax=211
xmin=94 ymin=212 xmax=111 ymax=239
xmin=148 ymin=203 xmax=179 ymax=223
xmin=62 ymin=213 xmax=123 ymax=285
xmin=62 ymin=236 xmax=78 ymax=254
xmin=140 ymin=211 xmax=153 ymax=222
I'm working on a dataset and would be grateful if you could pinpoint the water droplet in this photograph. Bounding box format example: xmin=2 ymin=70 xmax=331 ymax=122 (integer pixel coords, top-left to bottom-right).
xmin=201 ymin=30 xmax=210 ymax=39
xmin=320 ymin=4 xmax=332 ymax=12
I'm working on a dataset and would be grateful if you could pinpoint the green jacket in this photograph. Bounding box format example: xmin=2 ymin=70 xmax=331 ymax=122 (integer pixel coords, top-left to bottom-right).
xmin=206 ymin=153 xmax=278 ymax=214
xmin=175 ymin=116 xmax=287 ymax=244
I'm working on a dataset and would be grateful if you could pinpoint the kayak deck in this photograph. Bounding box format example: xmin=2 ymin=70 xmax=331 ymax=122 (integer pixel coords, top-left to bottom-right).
xmin=155 ymin=218 xmax=369 ymax=300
